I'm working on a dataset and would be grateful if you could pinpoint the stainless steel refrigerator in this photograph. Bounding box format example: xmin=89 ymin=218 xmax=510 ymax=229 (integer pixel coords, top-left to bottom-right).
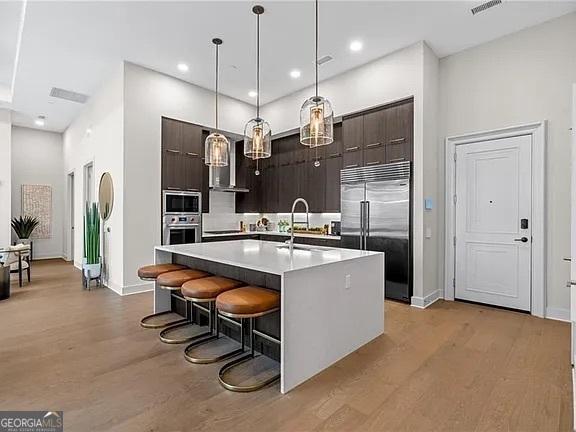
xmin=340 ymin=162 xmax=411 ymax=302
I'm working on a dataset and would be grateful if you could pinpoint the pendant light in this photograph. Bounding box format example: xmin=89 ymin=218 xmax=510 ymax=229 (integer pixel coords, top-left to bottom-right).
xmin=244 ymin=5 xmax=271 ymax=176
xmin=299 ymin=0 xmax=334 ymax=159
xmin=205 ymin=38 xmax=230 ymax=167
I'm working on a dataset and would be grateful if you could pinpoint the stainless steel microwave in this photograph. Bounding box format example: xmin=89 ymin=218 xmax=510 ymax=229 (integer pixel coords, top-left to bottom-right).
xmin=163 ymin=190 xmax=201 ymax=215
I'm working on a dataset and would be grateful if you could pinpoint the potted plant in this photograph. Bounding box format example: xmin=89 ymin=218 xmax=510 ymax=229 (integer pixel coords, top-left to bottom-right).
xmin=11 ymin=215 xmax=39 ymax=244
xmin=83 ymin=202 xmax=101 ymax=281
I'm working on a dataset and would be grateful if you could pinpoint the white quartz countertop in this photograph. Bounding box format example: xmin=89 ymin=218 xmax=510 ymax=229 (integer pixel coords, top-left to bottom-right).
xmin=202 ymin=230 xmax=341 ymax=241
xmin=156 ymin=240 xmax=380 ymax=275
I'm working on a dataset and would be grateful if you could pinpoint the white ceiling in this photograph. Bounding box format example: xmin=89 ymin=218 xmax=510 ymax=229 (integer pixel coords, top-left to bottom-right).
xmin=4 ymin=1 xmax=576 ymax=132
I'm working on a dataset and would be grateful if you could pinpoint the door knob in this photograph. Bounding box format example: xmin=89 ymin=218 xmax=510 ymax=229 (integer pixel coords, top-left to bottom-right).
xmin=514 ymin=237 xmax=528 ymax=243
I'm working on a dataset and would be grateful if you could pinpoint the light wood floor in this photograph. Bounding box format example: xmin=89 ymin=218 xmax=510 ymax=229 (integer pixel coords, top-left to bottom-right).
xmin=0 ymin=260 xmax=572 ymax=432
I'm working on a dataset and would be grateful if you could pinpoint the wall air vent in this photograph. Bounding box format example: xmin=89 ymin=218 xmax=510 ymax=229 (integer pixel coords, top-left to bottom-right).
xmin=49 ymin=87 xmax=89 ymax=104
xmin=317 ymin=55 xmax=333 ymax=66
xmin=471 ymin=0 xmax=502 ymax=15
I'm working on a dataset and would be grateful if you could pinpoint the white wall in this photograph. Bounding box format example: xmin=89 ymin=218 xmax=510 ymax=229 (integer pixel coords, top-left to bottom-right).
xmin=122 ymin=62 xmax=254 ymax=293
xmin=439 ymin=12 xmax=576 ymax=316
xmin=11 ymin=126 xmax=64 ymax=259
xmin=261 ymin=42 xmax=439 ymax=305
xmin=63 ymin=64 xmax=124 ymax=293
xmin=0 ymin=109 xmax=11 ymax=246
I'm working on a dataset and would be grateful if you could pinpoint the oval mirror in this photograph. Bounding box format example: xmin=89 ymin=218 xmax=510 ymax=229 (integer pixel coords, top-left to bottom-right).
xmin=98 ymin=172 xmax=114 ymax=221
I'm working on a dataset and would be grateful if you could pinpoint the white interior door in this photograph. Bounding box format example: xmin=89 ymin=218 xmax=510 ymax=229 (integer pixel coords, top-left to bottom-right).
xmin=455 ymin=135 xmax=532 ymax=311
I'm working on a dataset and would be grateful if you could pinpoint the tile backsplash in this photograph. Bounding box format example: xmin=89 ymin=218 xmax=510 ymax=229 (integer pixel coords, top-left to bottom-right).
xmin=203 ymin=190 xmax=340 ymax=232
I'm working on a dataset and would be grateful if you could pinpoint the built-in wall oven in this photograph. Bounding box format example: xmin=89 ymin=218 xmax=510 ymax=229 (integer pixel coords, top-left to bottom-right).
xmin=162 ymin=191 xmax=202 ymax=245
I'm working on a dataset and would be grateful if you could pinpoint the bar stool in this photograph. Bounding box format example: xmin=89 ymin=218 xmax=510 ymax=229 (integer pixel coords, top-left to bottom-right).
xmin=138 ymin=263 xmax=188 ymax=329
xmin=156 ymin=268 xmax=212 ymax=344
xmin=181 ymin=276 xmax=246 ymax=364
xmin=216 ymin=286 xmax=281 ymax=392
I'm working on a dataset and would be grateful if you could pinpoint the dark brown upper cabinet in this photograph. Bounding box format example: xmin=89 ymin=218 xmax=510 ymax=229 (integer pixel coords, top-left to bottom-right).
xmin=342 ymin=115 xmax=364 ymax=153
xmin=325 ymin=156 xmax=342 ymax=212
xmin=161 ymin=117 xmax=209 ymax=210
xmin=363 ymin=109 xmax=385 ymax=150
xmin=383 ymin=101 xmax=413 ymax=163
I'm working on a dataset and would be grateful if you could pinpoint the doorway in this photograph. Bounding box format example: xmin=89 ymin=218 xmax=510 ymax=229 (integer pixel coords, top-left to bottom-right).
xmin=67 ymin=171 xmax=75 ymax=262
xmin=445 ymin=122 xmax=546 ymax=316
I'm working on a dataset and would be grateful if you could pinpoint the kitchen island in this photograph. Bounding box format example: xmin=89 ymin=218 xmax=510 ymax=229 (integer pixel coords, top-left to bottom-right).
xmin=154 ymin=240 xmax=385 ymax=393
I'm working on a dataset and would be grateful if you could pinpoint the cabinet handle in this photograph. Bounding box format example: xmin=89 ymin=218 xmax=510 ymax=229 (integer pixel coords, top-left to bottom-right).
xmin=345 ymin=146 xmax=359 ymax=152
xmin=366 ymin=142 xmax=381 ymax=148
xmin=389 ymin=157 xmax=406 ymax=163
xmin=366 ymin=161 xmax=380 ymax=166
xmin=329 ymin=153 xmax=341 ymax=158
xmin=166 ymin=149 xmax=180 ymax=154
xmin=186 ymin=152 xmax=199 ymax=157
xmin=345 ymin=164 xmax=359 ymax=168
xmin=389 ymin=138 xmax=406 ymax=144
xmin=166 ymin=187 xmax=180 ymax=190
xmin=186 ymin=188 xmax=200 ymax=191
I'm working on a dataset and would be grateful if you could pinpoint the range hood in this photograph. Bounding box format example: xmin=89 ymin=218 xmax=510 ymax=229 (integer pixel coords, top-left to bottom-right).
xmin=209 ymin=143 xmax=249 ymax=193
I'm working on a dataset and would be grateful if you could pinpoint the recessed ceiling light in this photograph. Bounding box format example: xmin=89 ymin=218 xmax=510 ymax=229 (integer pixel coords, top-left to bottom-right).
xmin=349 ymin=40 xmax=363 ymax=52
xmin=34 ymin=116 xmax=45 ymax=127
xmin=248 ymin=90 xmax=258 ymax=98
xmin=290 ymin=69 xmax=301 ymax=79
xmin=177 ymin=63 xmax=189 ymax=72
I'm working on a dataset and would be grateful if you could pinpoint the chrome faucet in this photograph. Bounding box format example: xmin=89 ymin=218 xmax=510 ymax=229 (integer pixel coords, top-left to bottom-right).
xmin=289 ymin=198 xmax=310 ymax=252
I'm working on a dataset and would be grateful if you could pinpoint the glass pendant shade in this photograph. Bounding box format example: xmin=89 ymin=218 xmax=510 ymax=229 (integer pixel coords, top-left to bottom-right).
xmin=244 ymin=118 xmax=271 ymax=159
xmin=205 ymin=132 xmax=229 ymax=167
xmin=300 ymin=95 xmax=334 ymax=147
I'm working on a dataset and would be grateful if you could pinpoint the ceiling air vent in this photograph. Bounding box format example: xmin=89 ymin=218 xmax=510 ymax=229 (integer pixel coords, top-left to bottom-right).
xmin=317 ymin=55 xmax=333 ymax=66
xmin=471 ymin=0 xmax=502 ymax=15
xmin=49 ymin=87 xmax=89 ymax=104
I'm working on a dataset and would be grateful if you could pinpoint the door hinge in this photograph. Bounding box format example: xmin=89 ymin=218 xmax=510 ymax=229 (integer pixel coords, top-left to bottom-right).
xmin=453 ymin=194 xmax=457 ymax=204
xmin=452 ymin=278 xmax=455 ymax=288
xmin=453 ymin=153 xmax=457 ymax=162
xmin=453 ymin=236 xmax=456 ymax=246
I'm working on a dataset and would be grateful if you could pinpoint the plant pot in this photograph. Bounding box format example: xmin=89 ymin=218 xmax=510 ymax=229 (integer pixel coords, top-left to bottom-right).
xmin=82 ymin=260 xmax=101 ymax=279
xmin=0 ymin=267 xmax=10 ymax=301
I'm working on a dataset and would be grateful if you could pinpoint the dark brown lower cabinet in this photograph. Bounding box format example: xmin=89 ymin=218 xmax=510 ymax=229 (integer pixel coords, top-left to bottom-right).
xmin=325 ymin=156 xmax=342 ymax=212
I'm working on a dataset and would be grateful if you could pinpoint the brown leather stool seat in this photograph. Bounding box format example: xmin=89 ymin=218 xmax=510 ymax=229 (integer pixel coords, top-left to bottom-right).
xmin=138 ymin=263 xmax=186 ymax=280
xmin=181 ymin=276 xmax=244 ymax=302
xmin=216 ymin=286 xmax=280 ymax=318
xmin=156 ymin=269 xmax=211 ymax=289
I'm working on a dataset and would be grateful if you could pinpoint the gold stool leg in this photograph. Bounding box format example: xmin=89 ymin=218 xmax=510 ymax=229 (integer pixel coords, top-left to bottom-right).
xmin=218 ymin=317 xmax=280 ymax=392
xmin=159 ymin=299 xmax=212 ymax=344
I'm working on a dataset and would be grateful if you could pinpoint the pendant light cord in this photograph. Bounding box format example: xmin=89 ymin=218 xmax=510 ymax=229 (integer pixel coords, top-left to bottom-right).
xmin=315 ymin=0 xmax=319 ymax=99
xmin=257 ymin=11 xmax=260 ymax=118
xmin=215 ymin=42 xmax=219 ymax=132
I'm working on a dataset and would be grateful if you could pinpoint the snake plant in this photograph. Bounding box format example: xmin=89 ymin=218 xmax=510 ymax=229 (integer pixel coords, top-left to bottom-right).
xmin=11 ymin=215 xmax=40 ymax=239
xmin=84 ymin=202 xmax=100 ymax=265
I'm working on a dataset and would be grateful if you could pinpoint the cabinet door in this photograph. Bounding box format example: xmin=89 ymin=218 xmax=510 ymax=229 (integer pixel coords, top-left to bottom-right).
xmin=305 ymin=161 xmax=326 ymax=213
xmin=237 ymin=167 xmax=261 ymax=213
xmin=291 ymin=134 xmax=307 ymax=164
xmin=384 ymin=101 xmax=413 ymax=163
xmin=183 ymin=153 xmax=203 ymax=192
xmin=363 ymin=146 xmax=386 ymax=167
xmin=363 ymin=110 xmax=385 ymax=149
xmin=342 ymin=115 xmax=364 ymax=153
xmin=162 ymin=117 xmax=183 ymax=190
xmin=277 ymin=136 xmax=294 ymax=166
xmin=181 ymin=122 xmax=204 ymax=157
xmin=325 ymin=156 xmax=342 ymax=212
xmin=278 ymin=164 xmax=297 ymax=212
xmin=262 ymin=167 xmax=279 ymax=213
xmin=343 ymin=149 xmax=363 ymax=170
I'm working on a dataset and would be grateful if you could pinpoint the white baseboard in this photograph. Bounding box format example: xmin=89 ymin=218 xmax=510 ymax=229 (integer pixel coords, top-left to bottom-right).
xmin=32 ymin=255 xmax=66 ymax=261
xmin=545 ymin=306 xmax=570 ymax=322
xmin=411 ymin=289 xmax=442 ymax=309
xmin=122 ymin=282 xmax=154 ymax=296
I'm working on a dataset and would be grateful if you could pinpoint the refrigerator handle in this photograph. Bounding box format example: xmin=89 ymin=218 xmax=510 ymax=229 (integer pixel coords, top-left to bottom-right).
xmin=359 ymin=201 xmax=365 ymax=250
xmin=365 ymin=201 xmax=370 ymax=241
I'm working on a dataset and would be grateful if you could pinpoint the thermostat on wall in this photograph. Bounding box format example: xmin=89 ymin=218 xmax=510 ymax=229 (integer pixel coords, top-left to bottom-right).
xmin=425 ymin=198 xmax=433 ymax=210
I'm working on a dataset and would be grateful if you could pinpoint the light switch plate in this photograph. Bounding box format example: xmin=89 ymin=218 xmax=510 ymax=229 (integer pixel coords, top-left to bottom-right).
xmin=345 ymin=274 xmax=351 ymax=290
xmin=425 ymin=198 xmax=433 ymax=210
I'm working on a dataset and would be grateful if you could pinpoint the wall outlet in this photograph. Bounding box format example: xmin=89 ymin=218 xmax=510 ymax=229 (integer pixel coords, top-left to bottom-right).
xmin=345 ymin=274 xmax=351 ymax=290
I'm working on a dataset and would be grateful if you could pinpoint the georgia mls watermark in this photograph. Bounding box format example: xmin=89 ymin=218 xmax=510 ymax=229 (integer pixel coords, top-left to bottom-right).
xmin=0 ymin=411 xmax=63 ymax=432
